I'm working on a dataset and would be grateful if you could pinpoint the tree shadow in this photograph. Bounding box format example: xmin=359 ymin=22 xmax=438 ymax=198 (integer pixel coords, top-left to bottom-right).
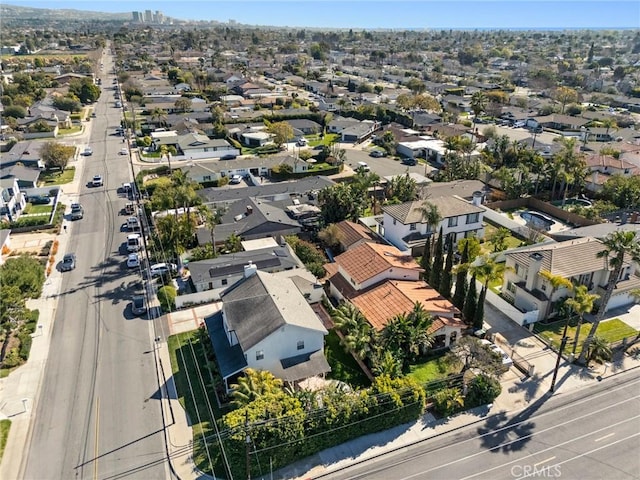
xmin=476 ymin=391 xmax=552 ymax=453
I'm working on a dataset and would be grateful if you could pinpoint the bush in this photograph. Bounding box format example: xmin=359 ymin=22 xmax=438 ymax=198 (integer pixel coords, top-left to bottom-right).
xmin=464 ymin=374 xmax=502 ymax=408
xmin=433 ymin=387 xmax=464 ymax=416
xmin=157 ymin=285 xmax=177 ymax=312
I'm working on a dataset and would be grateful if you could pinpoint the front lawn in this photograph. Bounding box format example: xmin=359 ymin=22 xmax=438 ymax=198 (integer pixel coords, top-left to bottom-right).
xmin=406 ymin=352 xmax=460 ymax=384
xmin=0 ymin=419 xmax=11 ymax=464
xmin=58 ymin=126 xmax=82 ymax=135
xmin=535 ymin=318 xmax=638 ymax=355
xmin=24 ymin=203 xmax=53 ymax=215
xmin=324 ymin=329 xmax=371 ymax=389
xmin=307 ymin=133 xmax=339 ymax=147
xmin=38 ymin=167 xmax=75 ymax=186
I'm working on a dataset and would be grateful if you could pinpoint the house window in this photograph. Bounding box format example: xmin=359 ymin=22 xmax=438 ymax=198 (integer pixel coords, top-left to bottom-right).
xmin=297 ymin=340 xmax=304 ymax=350
xmin=256 ymin=350 xmax=264 ymax=361
xmin=466 ymin=213 xmax=480 ymax=224
xmin=507 ymin=281 xmax=516 ymax=294
xmin=221 ymin=279 xmax=228 ymax=286
xmin=393 ymin=218 xmax=397 ymax=225
xmin=410 ymin=223 xmax=417 ymax=231
xmin=203 ymin=175 xmax=211 ymax=181
xmin=541 ymin=281 xmax=547 ymax=292
xmin=515 ymin=263 xmax=520 ymax=275
xmin=448 ymin=217 xmax=458 ymax=227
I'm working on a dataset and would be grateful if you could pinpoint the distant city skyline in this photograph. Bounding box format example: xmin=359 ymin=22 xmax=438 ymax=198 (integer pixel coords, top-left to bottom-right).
xmin=5 ymin=1 xmax=638 ymax=29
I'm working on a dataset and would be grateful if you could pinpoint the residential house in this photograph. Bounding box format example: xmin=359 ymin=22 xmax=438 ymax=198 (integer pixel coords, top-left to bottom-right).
xmin=333 ymin=220 xmax=380 ymax=252
xmin=324 ymin=242 xmax=463 ymax=347
xmin=0 ymin=164 xmax=41 ymax=189
xmin=207 ymin=267 xmax=330 ymax=392
xmin=0 ymin=177 xmax=26 ymax=222
xmin=381 ymin=195 xmax=486 ymax=254
xmin=285 ymin=119 xmax=322 ymax=136
xmin=196 ymin=197 xmax=302 ymax=247
xmin=502 ymin=237 xmax=640 ymax=323
xmin=584 ymin=154 xmax=639 ymax=192
xmin=534 ymin=114 xmax=590 ymax=132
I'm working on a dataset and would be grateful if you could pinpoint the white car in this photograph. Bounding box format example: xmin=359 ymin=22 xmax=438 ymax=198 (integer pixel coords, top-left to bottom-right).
xmin=126 ymin=253 xmax=140 ymax=268
xmin=150 ymin=262 xmax=177 ymax=277
xmin=83 ymin=147 xmax=93 ymax=156
xmin=92 ymin=175 xmax=103 ymax=187
xmin=229 ymin=174 xmax=243 ymax=184
xmin=119 ymin=148 xmax=128 ymax=155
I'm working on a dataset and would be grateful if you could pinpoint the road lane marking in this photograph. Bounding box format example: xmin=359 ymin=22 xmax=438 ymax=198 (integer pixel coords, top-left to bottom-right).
xmin=518 ymin=432 xmax=640 ymax=479
xmin=594 ymin=432 xmax=615 ymax=442
xmin=428 ymin=414 xmax=640 ymax=480
xmin=94 ymin=397 xmax=100 ymax=480
xmin=533 ymin=456 xmax=556 ymax=467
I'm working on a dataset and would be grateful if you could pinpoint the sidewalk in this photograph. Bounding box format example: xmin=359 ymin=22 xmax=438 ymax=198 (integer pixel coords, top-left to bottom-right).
xmin=0 ymin=149 xmax=87 ymax=480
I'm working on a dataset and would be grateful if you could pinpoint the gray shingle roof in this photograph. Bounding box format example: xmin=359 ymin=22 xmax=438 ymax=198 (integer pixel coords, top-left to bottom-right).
xmin=383 ymin=196 xmax=484 ymax=224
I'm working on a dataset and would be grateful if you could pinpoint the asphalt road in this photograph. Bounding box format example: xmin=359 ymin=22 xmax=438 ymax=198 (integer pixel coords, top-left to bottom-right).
xmin=23 ymin=49 xmax=169 ymax=480
xmin=342 ymin=145 xmax=437 ymax=180
xmin=319 ymin=371 xmax=640 ymax=480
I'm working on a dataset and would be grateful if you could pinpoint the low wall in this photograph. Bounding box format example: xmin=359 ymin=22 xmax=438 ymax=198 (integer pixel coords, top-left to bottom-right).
xmin=175 ymin=289 xmax=221 ymax=309
xmin=484 ymin=286 xmax=539 ymax=326
xmin=486 ymin=197 xmax=599 ymax=228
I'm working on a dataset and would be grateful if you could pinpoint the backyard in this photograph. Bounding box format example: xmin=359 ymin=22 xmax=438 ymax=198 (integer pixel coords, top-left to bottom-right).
xmin=38 ymin=167 xmax=75 ymax=186
xmin=324 ymin=329 xmax=371 ymax=388
xmin=534 ymin=318 xmax=639 ymax=355
xmin=481 ymin=222 xmax=526 ymax=254
xmin=406 ymin=351 xmax=461 ymax=384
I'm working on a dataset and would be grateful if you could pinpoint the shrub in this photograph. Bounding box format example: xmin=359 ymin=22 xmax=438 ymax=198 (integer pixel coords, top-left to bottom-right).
xmin=51 ymin=240 xmax=59 ymax=256
xmin=464 ymin=374 xmax=502 ymax=408
xmin=157 ymin=285 xmax=177 ymax=312
xmin=433 ymin=387 xmax=464 ymax=416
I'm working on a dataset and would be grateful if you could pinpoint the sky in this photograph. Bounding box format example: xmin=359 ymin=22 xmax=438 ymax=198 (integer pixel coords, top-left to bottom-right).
xmin=4 ymin=1 xmax=639 ymax=29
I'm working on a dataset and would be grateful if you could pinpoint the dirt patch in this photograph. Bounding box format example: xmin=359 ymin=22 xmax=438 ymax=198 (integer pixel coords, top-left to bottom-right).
xmin=7 ymin=232 xmax=58 ymax=256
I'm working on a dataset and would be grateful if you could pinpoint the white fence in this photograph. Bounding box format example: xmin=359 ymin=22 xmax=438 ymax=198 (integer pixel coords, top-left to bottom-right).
xmin=175 ymin=289 xmax=222 ymax=309
xmin=484 ymin=286 xmax=539 ymax=326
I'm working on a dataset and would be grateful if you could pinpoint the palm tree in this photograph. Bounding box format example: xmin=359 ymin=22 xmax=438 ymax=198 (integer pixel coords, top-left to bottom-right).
xmin=150 ymin=107 xmax=168 ymax=128
xmin=330 ymin=302 xmax=372 ymax=361
xmin=565 ymin=285 xmax=599 ymax=356
xmin=584 ymin=335 xmax=612 ymax=367
xmin=579 ymin=231 xmax=640 ymax=364
xmin=198 ymin=204 xmax=224 ymax=252
xmin=230 ymin=368 xmax=283 ymax=408
xmin=600 ymin=118 xmax=617 ymax=138
xmin=417 ymin=201 xmax=442 ymax=247
xmin=539 ymin=270 xmax=573 ymax=320
xmin=468 ymin=255 xmax=510 ymax=328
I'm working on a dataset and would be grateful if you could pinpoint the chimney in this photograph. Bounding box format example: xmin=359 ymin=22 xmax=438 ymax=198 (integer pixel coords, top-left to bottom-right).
xmin=526 ymin=252 xmax=543 ymax=291
xmin=244 ymin=261 xmax=258 ymax=278
xmin=246 ymin=205 xmax=253 ymax=215
xmin=472 ymin=191 xmax=484 ymax=207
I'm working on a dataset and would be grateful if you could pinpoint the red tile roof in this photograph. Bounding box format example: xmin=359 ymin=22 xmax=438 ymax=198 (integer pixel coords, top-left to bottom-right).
xmin=333 ymin=242 xmax=422 ymax=284
xmin=335 ymin=220 xmax=378 ymax=249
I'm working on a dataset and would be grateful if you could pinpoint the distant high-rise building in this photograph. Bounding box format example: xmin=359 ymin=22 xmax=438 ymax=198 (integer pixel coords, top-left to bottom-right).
xmin=154 ymin=11 xmax=164 ymax=24
xmin=132 ymin=11 xmax=143 ymax=23
xmin=144 ymin=10 xmax=153 ymax=23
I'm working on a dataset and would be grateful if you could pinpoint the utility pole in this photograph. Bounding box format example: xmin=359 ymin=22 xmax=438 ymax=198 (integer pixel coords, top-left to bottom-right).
xmin=245 ymin=410 xmax=251 ymax=480
xmin=549 ymin=317 xmax=571 ymax=393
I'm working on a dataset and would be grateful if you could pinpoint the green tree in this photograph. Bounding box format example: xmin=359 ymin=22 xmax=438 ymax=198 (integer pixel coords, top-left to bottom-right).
xmin=198 ymin=204 xmax=224 ymax=252
xmin=420 ymin=237 xmax=432 ymax=283
xmin=463 ymin=274 xmax=478 ymax=325
xmin=452 ymin=241 xmax=469 ymax=310
xmin=600 ymin=175 xmax=640 ymax=209
xmin=447 ymin=336 xmax=504 ymax=377
xmin=157 ymin=285 xmax=177 ymax=312
xmin=318 ymin=223 xmax=344 ymax=250
xmin=0 ymin=255 xmax=45 ymax=298
xmin=470 ymin=91 xmax=487 ymax=135
xmin=385 ymin=173 xmax=418 ymax=203
xmin=267 ymin=121 xmax=294 ymax=148
xmin=464 ymin=374 xmax=502 ymax=408
xmin=579 ymin=231 xmax=640 ymax=364
xmin=539 ymin=270 xmax=574 ymax=319
xmin=433 ymin=388 xmax=464 ymax=416
xmin=553 ymin=86 xmax=578 ymax=114
xmin=584 ymin=335 xmax=612 ymax=366
xmin=565 ymin=285 xmax=599 ymax=356
xmin=457 ymin=236 xmax=481 ymax=261
xmin=225 ymin=233 xmax=242 ymax=253
xmin=174 ymin=97 xmax=192 ymax=113
xmin=490 ymin=227 xmax=510 ymax=252
xmin=330 ymin=302 xmax=373 ymax=361
xmin=318 ymin=183 xmax=361 ymax=224
xmin=68 ymin=77 xmax=100 ymax=104
xmin=430 ymin=227 xmax=444 ymax=290
xmin=439 ymin=234 xmax=454 ymax=298
xmin=39 ymin=141 xmax=75 ymax=172
xmin=230 ymin=368 xmax=284 ymax=408
xmin=371 ymin=350 xmax=403 ymax=379
xmin=417 ymin=201 xmax=442 ymax=248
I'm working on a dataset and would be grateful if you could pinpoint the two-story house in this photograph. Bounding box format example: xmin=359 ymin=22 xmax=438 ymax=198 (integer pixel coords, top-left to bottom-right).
xmin=324 ymin=242 xmax=463 ymax=347
xmin=207 ymin=266 xmax=330 ymax=392
xmin=502 ymin=237 xmax=640 ymax=323
xmin=0 ymin=177 xmax=26 ymax=223
xmin=381 ymin=195 xmax=485 ymax=254
xmin=584 ymin=154 xmax=639 ymax=192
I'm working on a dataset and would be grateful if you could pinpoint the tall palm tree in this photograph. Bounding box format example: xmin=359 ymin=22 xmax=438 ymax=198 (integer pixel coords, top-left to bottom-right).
xmin=198 ymin=204 xmax=224 ymax=251
xmin=539 ymin=270 xmax=573 ymax=320
xmin=565 ymin=285 xmax=599 ymax=356
xmin=579 ymin=231 xmax=640 ymax=364
xmin=330 ymin=302 xmax=372 ymax=361
xmin=417 ymin=201 xmax=442 ymax=247
xmin=150 ymin=107 xmax=168 ymax=128
xmin=600 ymin=118 xmax=617 ymax=137
xmin=470 ymin=91 xmax=488 ymax=139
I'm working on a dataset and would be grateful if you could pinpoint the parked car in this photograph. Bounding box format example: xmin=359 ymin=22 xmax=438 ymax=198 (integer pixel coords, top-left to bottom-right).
xmin=130 ymin=295 xmax=147 ymax=316
xmin=149 ymin=262 xmax=177 ymax=277
xmin=28 ymin=195 xmax=50 ymax=205
xmin=70 ymin=203 xmax=83 ymax=220
xmin=92 ymin=175 xmax=103 ymax=187
xmin=126 ymin=216 xmax=140 ymax=231
xmin=229 ymin=174 xmax=243 ymax=184
xmin=369 ymin=150 xmax=385 ymax=158
xmin=119 ymin=148 xmax=128 ymax=155
xmin=356 ymin=161 xmax=370 ymax=172
xmin=83 ymin=147 xmax=93 ymax=156
xmin=61 ymin=253 xmax=76 ymax=272
xmin=126 ymin=253 xmax=140 ymax=268
xmin=126 ymin=234 xmax=141 ymax=252
xmin=401 ymin=157 xmax=417 ymax=166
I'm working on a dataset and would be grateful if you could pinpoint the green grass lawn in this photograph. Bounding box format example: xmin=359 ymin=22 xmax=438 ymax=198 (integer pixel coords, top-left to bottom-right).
xmin=38 ymin=167 xmax=75 ymax=186
xmin=168 ymin=331 xmax=227 ymax=475
xmin=58 ymin=126 xmax=82 ymax=135
xmin=535 ymin=318 xmax=639 ymax=355
xmin=24 ymin=203 xmax=53 ymax=215
xmin=0 ymin=419 xmax=11 ymax=464
xmin=481 ymin=222 xmax=526 ymax=255
xmin=324 ymin=329 xmax=371 ymax=389
xmin=307 ymin=133 xmax=339 ymax=147
xmin=406 ymin=352 xmax=460 ymax=384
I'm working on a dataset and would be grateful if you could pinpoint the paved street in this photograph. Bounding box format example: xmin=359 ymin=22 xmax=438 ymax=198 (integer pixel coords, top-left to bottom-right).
xmin=315 ymin=371 xmax=640 ymax=480
xmin=20 ymin=49 xmax=169 ymax=480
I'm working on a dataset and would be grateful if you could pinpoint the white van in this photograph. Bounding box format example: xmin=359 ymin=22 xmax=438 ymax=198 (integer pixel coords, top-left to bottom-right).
xmin=356 ymin=161 xmax=370 ymax=172
xmin=126 ymin=234 xmax=141 ymax=252
xmin=127 ymin=216 xmax=140 ymax=231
